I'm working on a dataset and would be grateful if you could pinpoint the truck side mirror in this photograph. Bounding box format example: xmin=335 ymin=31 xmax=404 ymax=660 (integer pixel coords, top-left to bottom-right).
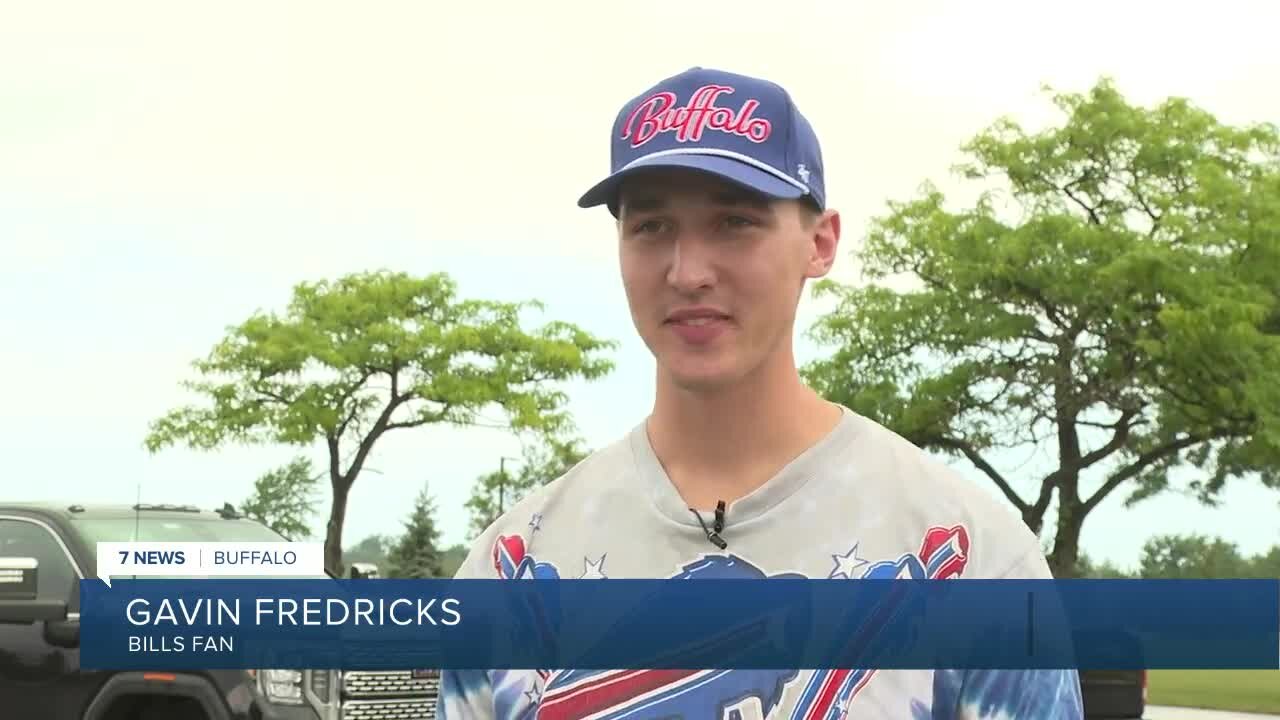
xmin=44 ymin=580 xmax=80 ymax=649
xmin=44 ymin=615 xmax=80 ymax=648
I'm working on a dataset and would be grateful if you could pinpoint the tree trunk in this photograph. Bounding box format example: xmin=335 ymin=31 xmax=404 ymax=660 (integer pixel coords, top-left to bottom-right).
xmin=325 ymin=476 xmax=352 ymax=576
xmin=1022 ymin=506 xmax=1045 ymax=535
xmin=1047 ymin=496 xmax=1084 ymax=578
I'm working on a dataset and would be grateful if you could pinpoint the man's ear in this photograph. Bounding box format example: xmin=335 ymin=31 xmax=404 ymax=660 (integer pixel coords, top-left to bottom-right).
xmin=804 ymin=209 xmax=841 ymax=279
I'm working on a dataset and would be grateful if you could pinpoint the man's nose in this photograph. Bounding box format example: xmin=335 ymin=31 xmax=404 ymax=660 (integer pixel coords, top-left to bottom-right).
xmin=666 ymin=234 xmax=716 ymax=292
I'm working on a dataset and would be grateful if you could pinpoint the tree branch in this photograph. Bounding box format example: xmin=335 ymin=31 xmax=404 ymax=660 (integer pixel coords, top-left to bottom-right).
xmin=930 ymin=436 xmax=1029 ymax=512
xmin=1009 ymin=279 xmax=1069 ymax=332
xmin=336 ymin=405 xmax=361 ymax=441
xmin=326 ymin=434 xmax=343 ymax=486
xmin=1062 ymin=182 xmax=1103 ymax=225
xmin=1024 ymin=470 xmax=1058 ymax=530
xmin=1126 ymin=172 xmax=1163 ymax=236
xmin=1076 ymin=409 xmax=1137 ymax=470
xmin=385 ymin=414 xmax=443 ymax=432
xmin=334 ymin=368 xmax=379 ymax=438
xmin=1082 ymin=431 xmax=1224 ymax=513
xmin=1038 ymin=158 xmax=1101 ymax=226
xmin=342 ymin=392 xmax=412 ymax=482
xmin=1156 ymin=376 xmax=1253 ymax=427
xmin=252 ymin=386 xmax=293 ymax=406
xmin=1075 ymin=414 xmax=1144 ymax=431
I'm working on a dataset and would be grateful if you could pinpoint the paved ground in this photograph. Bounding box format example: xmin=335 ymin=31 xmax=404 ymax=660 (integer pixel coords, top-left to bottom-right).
xmin=1146 ymin=706 xmax=1280 ymax=719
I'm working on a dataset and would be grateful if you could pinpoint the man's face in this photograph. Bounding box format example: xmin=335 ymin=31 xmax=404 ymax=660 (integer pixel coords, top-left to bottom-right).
xmin=615 ymin=169 xmax=840 ymax=392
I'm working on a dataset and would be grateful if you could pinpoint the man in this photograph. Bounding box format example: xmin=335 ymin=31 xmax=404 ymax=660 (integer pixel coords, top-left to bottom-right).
xmin=438 ymin=67 xmax=1083 ymax=719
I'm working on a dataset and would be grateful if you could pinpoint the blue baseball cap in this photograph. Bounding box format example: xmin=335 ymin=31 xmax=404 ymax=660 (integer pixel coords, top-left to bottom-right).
xmin=577 ymin=67 xmax=826 ymax=214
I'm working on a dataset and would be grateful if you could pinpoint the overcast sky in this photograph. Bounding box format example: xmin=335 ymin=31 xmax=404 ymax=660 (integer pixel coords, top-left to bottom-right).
xmin=3 ymin=0 xmax=1278 ymax=569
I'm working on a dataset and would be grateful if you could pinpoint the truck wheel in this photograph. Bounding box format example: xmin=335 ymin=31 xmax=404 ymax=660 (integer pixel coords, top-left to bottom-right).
xmin=148 ymin=698 xmax=208 ymax=720
xmin=121 ymin=695 xmax=210 ymax=720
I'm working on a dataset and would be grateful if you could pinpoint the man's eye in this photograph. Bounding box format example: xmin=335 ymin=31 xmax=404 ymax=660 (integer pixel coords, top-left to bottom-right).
xmin=633 ymin=219 xmax=666 ymax=234
xmin=724 ymin=215 xmax=757 ymax=229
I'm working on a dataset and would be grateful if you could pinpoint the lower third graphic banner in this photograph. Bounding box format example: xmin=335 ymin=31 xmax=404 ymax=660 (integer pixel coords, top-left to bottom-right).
xmin=78 ymin=578 xmax=1280 ymax=670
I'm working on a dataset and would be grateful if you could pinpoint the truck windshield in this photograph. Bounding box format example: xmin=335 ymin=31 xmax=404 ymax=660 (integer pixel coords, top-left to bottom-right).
xmin=72 ymin=516 xmax=289 ymax=545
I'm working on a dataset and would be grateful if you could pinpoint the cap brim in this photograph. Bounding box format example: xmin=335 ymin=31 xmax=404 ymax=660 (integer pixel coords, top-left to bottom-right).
xmin=576 ymin=153 xmax=806 ymax=211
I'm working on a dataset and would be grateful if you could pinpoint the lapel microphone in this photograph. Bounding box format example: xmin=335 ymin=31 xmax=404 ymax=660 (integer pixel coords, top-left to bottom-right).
xmin=691 ymin=500 xmax=728 ymax=549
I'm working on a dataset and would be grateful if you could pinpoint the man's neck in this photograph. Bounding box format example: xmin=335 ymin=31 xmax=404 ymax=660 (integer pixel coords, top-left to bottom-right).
xmin=645 ymin=356 xmax=843 ymax=510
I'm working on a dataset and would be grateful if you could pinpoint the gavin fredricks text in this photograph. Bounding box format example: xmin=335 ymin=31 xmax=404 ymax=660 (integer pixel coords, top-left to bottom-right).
xmin=125 ymin=597 xmax=463 ymax=627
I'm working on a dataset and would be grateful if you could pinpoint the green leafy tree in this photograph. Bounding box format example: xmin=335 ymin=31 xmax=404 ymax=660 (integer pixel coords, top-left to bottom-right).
xmin=466 ymin=435 xmax=589 ymax=538
xmin=241 ymin=456 xmax=321 ymax=540
xmin=386 ymin=484 xmax=444 ymax=579
xmin=1249 ymin=546 xmax=1280 ymax=578
xmin=1085 ymin=533 xmax=1280 ymax=579
xmin=1075 ymin=552 xmax=1133 ymax=579
xmin=344 ymin=533 xmax=395 ymax=569
xmin=1138 ymin=533 xmax=1250 ymax=578
xmin=440 ymin=544 xmax=469 ymax=578
xmin=804 ymin=78 xmax=1280 ymax=577
xmin=144 ymin=270 xmax=615 ymax=573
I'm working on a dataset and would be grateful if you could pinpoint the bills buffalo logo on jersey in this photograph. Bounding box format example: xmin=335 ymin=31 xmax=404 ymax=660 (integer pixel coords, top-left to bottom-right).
xmin=494 ymin=534 xmax=562 ymax=580
xmin=862 ymin=525 xmax=970 ymax=581
xmin=490 ymin=525 xmax=971 ymax=720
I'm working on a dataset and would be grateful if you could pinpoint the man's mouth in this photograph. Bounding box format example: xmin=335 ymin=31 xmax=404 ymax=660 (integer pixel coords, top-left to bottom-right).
xmin=663 ymin=308 xmax=733 ymax=345
xmin=670 ymin=316 xmax=722 ymax=326
xmin=665 ymin=307 xmax=732 ymax=325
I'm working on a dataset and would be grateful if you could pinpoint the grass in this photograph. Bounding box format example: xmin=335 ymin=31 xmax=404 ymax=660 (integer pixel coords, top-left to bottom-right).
xmin=1147 ymin=670 xmax=1280 ymax=714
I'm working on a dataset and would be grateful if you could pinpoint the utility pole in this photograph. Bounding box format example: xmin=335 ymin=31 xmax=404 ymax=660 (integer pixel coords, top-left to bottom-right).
xmin=498 ymin=456 xmax=518 ymax=516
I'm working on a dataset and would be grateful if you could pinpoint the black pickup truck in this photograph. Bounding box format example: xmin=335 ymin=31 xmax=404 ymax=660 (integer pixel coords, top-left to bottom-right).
xmin=0 ymin=502 xmax=439 ymax=720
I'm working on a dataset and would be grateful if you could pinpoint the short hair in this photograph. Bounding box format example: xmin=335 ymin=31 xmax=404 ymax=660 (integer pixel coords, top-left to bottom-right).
xmin=797 ymin=198 xmax=824 ymax=227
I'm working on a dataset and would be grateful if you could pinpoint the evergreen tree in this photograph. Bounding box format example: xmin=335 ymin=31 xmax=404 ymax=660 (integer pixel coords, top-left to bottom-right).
xmin=386 ymin=484 xmax=444 ymax=578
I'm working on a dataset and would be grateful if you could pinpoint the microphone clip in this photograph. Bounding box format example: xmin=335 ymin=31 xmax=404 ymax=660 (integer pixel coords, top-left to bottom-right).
xmin=691 ymin=500 xmax=728 ymax=550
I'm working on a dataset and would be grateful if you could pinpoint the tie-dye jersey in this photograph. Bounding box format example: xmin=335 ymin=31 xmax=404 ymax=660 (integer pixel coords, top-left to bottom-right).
xmin=437 ymin=406 xmax=1084 ymax=719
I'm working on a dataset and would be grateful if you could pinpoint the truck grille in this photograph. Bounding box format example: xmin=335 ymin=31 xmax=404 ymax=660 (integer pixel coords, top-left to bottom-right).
xmin=341 ymin=698 xmax=436 ymax=720
xmin=343 ymin=670 xmax=440 ymax=699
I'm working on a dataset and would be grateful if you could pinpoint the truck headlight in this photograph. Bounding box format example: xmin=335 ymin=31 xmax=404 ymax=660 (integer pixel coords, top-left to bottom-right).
xmin=262 ymin=669 xmax=303 ymax=705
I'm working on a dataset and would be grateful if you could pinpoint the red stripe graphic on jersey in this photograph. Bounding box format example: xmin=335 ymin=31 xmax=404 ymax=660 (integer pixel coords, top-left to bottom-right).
xmin=805 ymin=669 xmax=849 ymax=719
xmin=537 ymin=669 xmax=702 ymax=720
